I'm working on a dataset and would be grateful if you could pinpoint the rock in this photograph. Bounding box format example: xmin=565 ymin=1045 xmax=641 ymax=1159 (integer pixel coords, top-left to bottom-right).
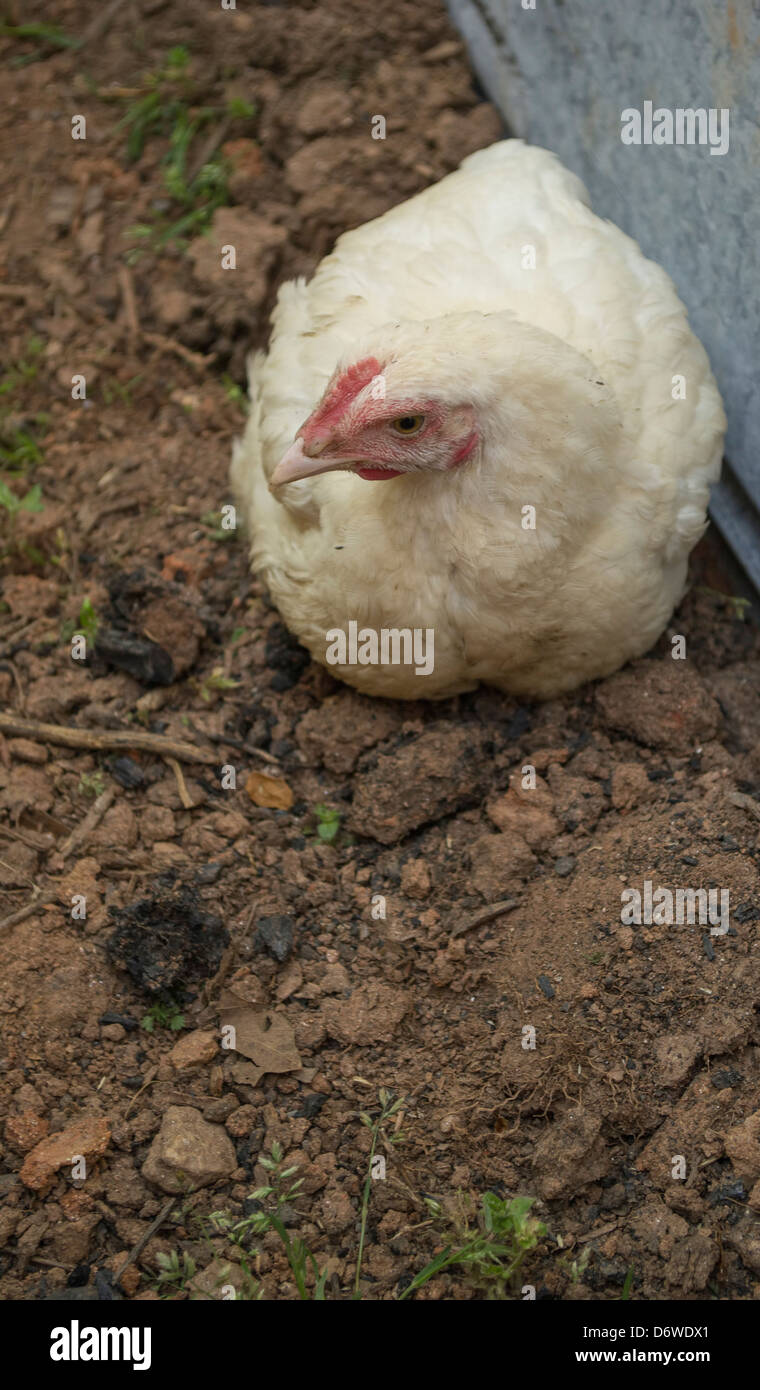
xmin=91 ymin=803 xmax=138 ymax=850
xmin=486 ymin=787 xmax=559 ymax=849
xmin=596 ymin=662 xmax=721 ymax=754
xmin=724 ymin=1111 xmax=760 ymax=1185
xmin=255 ymin=914 xmax=295 ymax=963
xmin=296 ymin=692 xmax=400 ymax=773
xmin=318 ymin=1186 xmax=355 ymax=1234
xmin=348 ymin=724 xmax=488 ymax=844
xmin=5 ymin=1112 xmax=49 ymax=1153
xmin=531 ymin=1108 xmax=608 ymax=1200
xmin=400 ymin=857 xmax=431 ymax=899
xmin=725 ymin=1217 xmax=760 ymax=1275
xmin=20 ymin=1116 xmax=111 ymax=1192
xmin=296 ymin=85 xmax=353 ymax=135
xmin=169 ymin=1030 xmax=219 ymax=1072
xmin=469 ymin=833 xmax=535 ymax=897
xmin=49 ymin=1217 xmax=99 ymax=1266
xmin=553 ymin=856 xmax=576 ymax=877
xmin=319 ymin=962 xmax=350 ymax=995
xmin=141 ymin=1106 xmax=237 ymax=1193
xmin=664 ymin=1233 xmax=718 ymax=1293
xmin=322 ymin=981 xmax=409 ymax=1045
xmin=611 ymin=762 xmax=655 ymax=811
xmin=654 ymin=1033 xmax=702 ymax=1088
xmin=138 ymin=595 xmax=204 ymax=678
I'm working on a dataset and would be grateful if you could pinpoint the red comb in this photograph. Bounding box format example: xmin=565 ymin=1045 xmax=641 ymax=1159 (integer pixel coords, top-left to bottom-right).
xmin=302 ymin=356 xmax=382 ymax=442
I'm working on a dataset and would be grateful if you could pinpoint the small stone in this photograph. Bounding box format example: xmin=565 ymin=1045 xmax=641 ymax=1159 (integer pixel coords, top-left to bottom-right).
xmin=169 ymin=1030 xmax=219 ymax=1071
xmin=141 ymin=1106 xmax=237 ymax=1193
xmin=5 ymin=1112 xmax=49 ymax=1153
xmin=100 ymin=1024 xmax=127 ymax=1043
xmin=554 ymin=856 xmax=576 ymax=877
xmin=256 ymin=915 xmax=295 ymax=963
xmin=20 ymin=1117 xmax=111 ymax=1192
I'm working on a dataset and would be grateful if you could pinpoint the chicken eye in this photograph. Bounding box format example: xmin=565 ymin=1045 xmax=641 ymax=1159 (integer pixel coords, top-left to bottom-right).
xmin=391 ymin=414 xmax=425 ymax=435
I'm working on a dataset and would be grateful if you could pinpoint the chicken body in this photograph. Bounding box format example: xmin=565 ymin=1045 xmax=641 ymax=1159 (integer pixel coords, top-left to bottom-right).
xmin=231 ymin=140 xmax=725 ymax=698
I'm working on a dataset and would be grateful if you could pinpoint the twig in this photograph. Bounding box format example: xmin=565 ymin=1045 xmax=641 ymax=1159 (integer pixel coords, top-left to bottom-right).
xmin=165 ymin=756 xmax=193 ymax=809
xmin=450 ymin=897 xmax=520 ymax=939
xmin=0 ymin=713 xmax=220 ymax=765
xmin=189 ymin=723 xmax=281 ymax=766
xmin=58 ymin=787 xmax=116 ymax=860
xmin=117 ymin=263 xmax=141 ymax=343
xmin=0 ymin=1245 xmax=72 ymax=1270
xmin=143 ymin=331 xmax=214 ymax=371
xmin=0 ymin=892 xmax=55 ymax=933
xmin=113 ymin=1195 xmax=176 ymax=1288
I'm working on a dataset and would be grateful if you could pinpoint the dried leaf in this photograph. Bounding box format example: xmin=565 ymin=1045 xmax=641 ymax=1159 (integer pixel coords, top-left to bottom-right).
xmin=219 ymin=995 xmax=301 ymax=1075
xmin=245 ymin=769 xmax=293 ymax=810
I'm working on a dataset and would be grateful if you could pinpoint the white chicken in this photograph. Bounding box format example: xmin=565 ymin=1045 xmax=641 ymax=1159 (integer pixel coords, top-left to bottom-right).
xmin=231 ymin=140 xmax=725 ymax=699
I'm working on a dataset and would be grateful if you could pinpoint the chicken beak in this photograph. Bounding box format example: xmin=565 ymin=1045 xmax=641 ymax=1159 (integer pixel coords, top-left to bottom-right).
xmin=270 ymin=436 xmax=352 ymax=489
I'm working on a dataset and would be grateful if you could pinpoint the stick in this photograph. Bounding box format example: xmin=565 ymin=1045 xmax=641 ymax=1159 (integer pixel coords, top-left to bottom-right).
xmin=57 ymin=787 xmax=116 ymax=859
xmin=165 ymin=756 xmax=193 ymax=809
xmin=117 ymin=263 xmax=141 ymax=342
xmin=143 ymin=332 xmax=214 ymax=371
xmin=450 ymin=897 xmax=520 ymax=938
xmin=0 ymin=893 xmax=55 ymax=933
xmin=0 ymin=713 xmax=220 ymax=765
xmin=113 ymin=1195 xmax=176 ymax=1288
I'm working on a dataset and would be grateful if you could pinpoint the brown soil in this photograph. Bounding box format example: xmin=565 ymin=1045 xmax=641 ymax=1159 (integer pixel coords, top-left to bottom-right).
xmin=1 ymin=0 xmax=759 ymax=1303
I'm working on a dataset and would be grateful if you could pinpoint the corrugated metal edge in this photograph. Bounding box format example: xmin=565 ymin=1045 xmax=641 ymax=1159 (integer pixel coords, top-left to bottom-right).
xmin=709 ymin=471 xmax=760 ymax=598
xmin=446 ymin=0 xmax=760 ymax=599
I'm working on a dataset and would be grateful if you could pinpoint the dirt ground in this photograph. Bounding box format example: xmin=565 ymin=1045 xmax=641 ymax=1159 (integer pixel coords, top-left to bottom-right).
xmin=1 ymin=1 xmax=759 ymax=1303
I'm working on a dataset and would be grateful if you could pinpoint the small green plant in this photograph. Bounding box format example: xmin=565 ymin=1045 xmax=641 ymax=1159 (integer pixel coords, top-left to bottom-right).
xmin=221 ymin=374 xmax=248 ymax=414
xmin=78 ymin=770 xmax=106 ymax=800
xmin=0 ymin=22 xmax=79 ymax=66
xmin=118 ymin=49 xmax=254 ymax=253
xmin=141 ymin=1000 xmax=186 ymax=1033
xmin=620 ymin=1264 xmax=635 ymax=1300
xmin=154 ymin=1248 xmax=196 ymax=1295
xmin=355 ymin=1089 xmax=406 ymax=1297
xmin=200 ymin=508 xmax=235 ymax=542
xmin=194 ymin=667 xmax=241 ymax=702
xmin=399 ymin=1190 xmax=546 ymax=1300
xmin=0 ymin=339 xmax=48 ymax=471
xmin=61 ymin=597 xmax=99 ymax=646
xmin=0 ymin=479 xmax=44 ymax=521
xmin=216 ymin=1143 xmax=328 ymax=1300
xmin=313 ymin=804 xmax=341 ymax=844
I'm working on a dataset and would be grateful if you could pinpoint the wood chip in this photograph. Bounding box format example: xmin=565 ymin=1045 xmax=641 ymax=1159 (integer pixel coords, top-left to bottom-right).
xmin=245 ymin=769 xmax=294 ymax=810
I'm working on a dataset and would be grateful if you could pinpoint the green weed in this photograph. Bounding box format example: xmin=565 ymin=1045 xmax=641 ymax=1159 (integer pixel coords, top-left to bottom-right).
xmin=141 ymin=1000 xmax=186 ymax=1034
xmin=399 ymin=1190 xmax=546 ymax=1300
